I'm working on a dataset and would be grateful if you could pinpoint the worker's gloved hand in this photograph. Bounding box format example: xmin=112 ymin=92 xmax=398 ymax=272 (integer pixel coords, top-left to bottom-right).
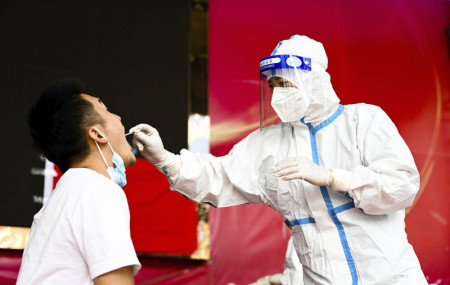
xmin=129 ymin=124 xmax=181 ymax=179
xmin=272 ymin=156 xmax=353 ymax=191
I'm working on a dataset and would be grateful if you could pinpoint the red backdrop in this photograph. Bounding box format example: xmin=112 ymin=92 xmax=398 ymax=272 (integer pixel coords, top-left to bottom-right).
xmin=123 ymin=159 xmax=198 ymax=256
xmin=208 ymin=0 xmax=450 ymax=284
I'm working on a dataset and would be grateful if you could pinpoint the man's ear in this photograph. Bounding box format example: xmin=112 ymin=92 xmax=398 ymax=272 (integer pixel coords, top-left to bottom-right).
xmin=88 ymin=126 xmax=108 ymax=144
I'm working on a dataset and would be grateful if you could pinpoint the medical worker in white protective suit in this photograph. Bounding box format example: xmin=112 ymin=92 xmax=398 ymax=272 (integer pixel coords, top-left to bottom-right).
xmin=130 ymin=35 xmax=427 ymax=284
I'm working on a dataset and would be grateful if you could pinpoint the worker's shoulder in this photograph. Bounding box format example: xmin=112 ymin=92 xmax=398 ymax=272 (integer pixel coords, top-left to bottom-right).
xmin=343 ymin=103 xmax=386 ymax=119
xmin=344 ymin=102 xmax=381 ymax=112
xmin=246 ymin=123 xmax=288 ymax=140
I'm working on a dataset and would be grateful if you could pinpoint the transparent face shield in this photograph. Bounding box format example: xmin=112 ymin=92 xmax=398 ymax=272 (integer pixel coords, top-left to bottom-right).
xmin=260 ymin=54 xmax=313 ymax=129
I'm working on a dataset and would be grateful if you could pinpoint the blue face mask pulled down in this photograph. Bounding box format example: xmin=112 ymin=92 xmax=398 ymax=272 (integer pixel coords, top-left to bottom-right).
xmin=95 ymin=141 xmax=127 ymax=187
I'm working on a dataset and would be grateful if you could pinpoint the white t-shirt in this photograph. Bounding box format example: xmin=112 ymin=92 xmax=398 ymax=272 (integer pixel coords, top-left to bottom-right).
xmin=16 ymin=168 xmax=141 ymax=285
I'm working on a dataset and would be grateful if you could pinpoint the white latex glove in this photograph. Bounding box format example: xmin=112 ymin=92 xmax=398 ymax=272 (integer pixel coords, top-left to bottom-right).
xmin=248 ymin=273 xmax=283 ymax=285
xmin=129 ymin=123 xmax=181 ymax=179
xmin=272 ymin=156 xmax=353 ymax=191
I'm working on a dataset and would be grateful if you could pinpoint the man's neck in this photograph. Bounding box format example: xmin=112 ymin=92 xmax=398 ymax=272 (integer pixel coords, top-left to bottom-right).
xmin=71 ymin=147 xmax=112 ymax=180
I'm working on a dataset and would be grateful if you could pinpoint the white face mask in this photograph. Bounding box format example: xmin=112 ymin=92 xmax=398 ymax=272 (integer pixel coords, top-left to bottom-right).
xmin=93 ymin=128 xmax=127 ymax=187
xmin=95 ymin=141 xmax=127 ymax=187
xmin=271 ymin=87 xmax=310 ymax=122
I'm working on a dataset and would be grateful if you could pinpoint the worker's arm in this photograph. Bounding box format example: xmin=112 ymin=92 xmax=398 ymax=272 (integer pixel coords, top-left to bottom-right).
xmin=344 ymin=107 xmax=420 ymax=214
xmin=131 ymin=124 xmax=264 ymax=207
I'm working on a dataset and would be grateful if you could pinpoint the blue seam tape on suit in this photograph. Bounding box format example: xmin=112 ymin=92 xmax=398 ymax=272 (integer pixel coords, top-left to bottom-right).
xmin=304 ymin=104 xmax=359 ymax=285
xmin=334 ymin=201 xmax=355 ymax=214
xmin=285 ymin=217 xmax=316 ymax=227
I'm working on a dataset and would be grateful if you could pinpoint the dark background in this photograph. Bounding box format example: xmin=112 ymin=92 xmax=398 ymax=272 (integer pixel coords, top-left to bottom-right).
xmin=0 ymin=1 xmax=190 ymax=227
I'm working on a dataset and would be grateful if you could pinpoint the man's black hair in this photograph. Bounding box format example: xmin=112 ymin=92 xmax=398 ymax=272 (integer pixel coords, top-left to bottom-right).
xmin=28 ymin=78 xmax=105 ymax=172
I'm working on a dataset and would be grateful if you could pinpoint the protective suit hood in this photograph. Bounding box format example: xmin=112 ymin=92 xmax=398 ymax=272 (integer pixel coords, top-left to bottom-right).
xmin=272 ymin=35 xmax=340 ymax=126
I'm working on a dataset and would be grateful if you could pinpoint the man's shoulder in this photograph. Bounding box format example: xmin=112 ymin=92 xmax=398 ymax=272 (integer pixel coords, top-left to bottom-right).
xmin=58 ymin=168 xmax=123 ymax=197
xmin=58 ymin=169 xmax=128 ymax=220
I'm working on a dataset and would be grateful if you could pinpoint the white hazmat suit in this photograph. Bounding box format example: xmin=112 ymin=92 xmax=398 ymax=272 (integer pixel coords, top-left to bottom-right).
xmin=131 ymin=35 xmax=427 ymax=284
